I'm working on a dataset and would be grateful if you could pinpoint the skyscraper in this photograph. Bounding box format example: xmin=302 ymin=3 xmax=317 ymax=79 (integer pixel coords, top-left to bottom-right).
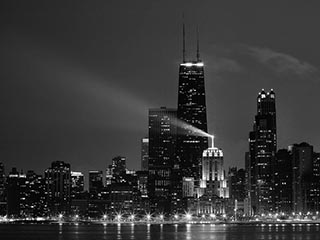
xmin=6 ymin=168 xmax=26 ymax=217
xmin=71 ymin=171 xmax=84 ymax=199
xmin=45 ymin=161 xmax=71 ymax=215
xmin=141 ymin=138 xmax=149 ymax=171
xmin=291 ymin=142 xmax=314 ymax=213
xmin=0 ymin=162 xmax=5 ymax=215
xmin=106 ymin=156 xmax=127 ymax=185
xmin=200 ymin=139 xmax=228 ymax=199
xmin=88 ymin=170 xmax=104 ymax=198
xmin=274 ymin=149 xmax=293 ymax=213
xmin=176 ymin=25 xmax=208 ymax=181
xmin=148 ymin=107 xmax=177 ymax=212
xmin=24 ymin=170 xmax=47 ymax=217
xmin=248 ymin=89 xmax=277 ymax=214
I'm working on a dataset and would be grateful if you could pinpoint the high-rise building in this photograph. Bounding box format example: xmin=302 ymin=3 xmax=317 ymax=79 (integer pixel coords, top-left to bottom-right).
xmin=106 ymin=156 xmax=127 ymax=185
xmin=192 ymin=140 xmax=229 ymax=215
xmin=0 ymin=162 xmax=6 ymax=215
xmin=89 ymin=170 xmax=104 ymax=198
xmin=24 ymin=170 xmax=47 ymax=217
xmin=176 ymin=29 xmax=208 ymax=181
xmin=6 ymin=168 xmax=26 ymax=217
xmin=228 ymin=167 xmax=246 ymax=202
xmin=141 ymin=138 xmax=149 ymax=171
xmin=291 ymin=142 xmax=314 ymax=213
xmin=311 ymin=152 xmax=320 ymax=211
xmin=175 ymin=26 xmax=208 ymax=212
xmin=148 ymin=107 xmax=177 ymax=213
xmin=274 ymin=149 xmax=293 ymax=213
xmin=200 ymin=140 xmax=228 ymax=199
xmin=71 ymin=171 xmax=84 ymax=199
xmin=247 ymin=89 xmax=276 ymax=214
xmin=45 ymin=161 xmax=71 ymax=215
xmin=111 ymin=156 xmax=126 ymax=178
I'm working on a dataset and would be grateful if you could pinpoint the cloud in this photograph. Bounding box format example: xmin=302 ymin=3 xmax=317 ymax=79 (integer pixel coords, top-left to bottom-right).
xmin=211 ymin=56 xmax=243 ymax=73
xmin=244 ymin=45 xmax=318 ymax=75
xmin=206 ymin=45 xmax=243 ymax=74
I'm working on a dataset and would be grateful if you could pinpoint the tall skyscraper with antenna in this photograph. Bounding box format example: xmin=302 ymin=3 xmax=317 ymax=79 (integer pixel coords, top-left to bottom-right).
xmin=175 ymin=24 xmax=208 ymax=211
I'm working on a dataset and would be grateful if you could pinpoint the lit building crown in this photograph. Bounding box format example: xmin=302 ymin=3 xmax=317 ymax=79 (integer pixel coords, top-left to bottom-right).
xmin=180 ymin=62 xmax=204 ymax=67
xmin=202 ymin=135 xmax=223 ymax=157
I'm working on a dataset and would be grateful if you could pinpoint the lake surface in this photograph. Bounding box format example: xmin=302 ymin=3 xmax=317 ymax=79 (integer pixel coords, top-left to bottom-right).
xmin=1 ymin=223 xmax=320 ymax=240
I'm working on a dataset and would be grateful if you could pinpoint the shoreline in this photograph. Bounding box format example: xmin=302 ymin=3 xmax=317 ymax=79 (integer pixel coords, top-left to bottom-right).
xmin=1 ymin=219 xmax=320 ymax=226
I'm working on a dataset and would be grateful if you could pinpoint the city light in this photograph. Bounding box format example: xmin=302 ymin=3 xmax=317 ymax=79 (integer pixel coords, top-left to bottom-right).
xmin=185 ymin=213 xmax=192 ymax=221
xmin=116 ymin=213 xmax=122 ymax=222
xmin=180 ymin=62 xmax=204 ymax=67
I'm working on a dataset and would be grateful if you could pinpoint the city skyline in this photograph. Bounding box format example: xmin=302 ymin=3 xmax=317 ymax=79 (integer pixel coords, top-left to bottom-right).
xmin=2 ymin=1 xmax=320 ymax=178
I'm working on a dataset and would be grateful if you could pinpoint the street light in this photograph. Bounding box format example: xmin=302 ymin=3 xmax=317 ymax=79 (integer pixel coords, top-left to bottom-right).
xmin=185 ymin=213 xmax=192 ymax=221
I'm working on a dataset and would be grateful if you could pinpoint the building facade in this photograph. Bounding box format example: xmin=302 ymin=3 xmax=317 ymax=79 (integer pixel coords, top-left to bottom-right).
xmin=148 ymin=107 xmax=177 ymax=213
xmin=0 ymin=162 xmax=6 ymax=215
xmin=247 ymin=89 xmax=277 ymax=214
xmin=175 ymin=29 xmax=209 ymax=212
xmin=291 ymin=143 xmax=314 ymax=213
xmin=45 ymin=161 xmax=71 ymax=215
xmin=89 ymin=170 xmax=104 ymax=199
xmin=274 ymin=149 xmax=293 ymax=213
xmin=71 ymin=171 xmax=84 ymax=199
xmin=141 ymin=138 xmax=149 ymax=171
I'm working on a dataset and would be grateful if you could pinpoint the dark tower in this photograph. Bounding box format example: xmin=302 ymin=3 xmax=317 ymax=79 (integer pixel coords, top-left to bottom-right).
xmin=45 ymin=161 xmax=71 ymax=215
xmin=176 ymin=25 xmax=208 ymax=180
xmin=174 ymin=25 xmax=208 ymax=211
xmin=148 ymin=107 xmax=177 ymax=213
xmin=248 ymin=89 xmax=277 ymax=214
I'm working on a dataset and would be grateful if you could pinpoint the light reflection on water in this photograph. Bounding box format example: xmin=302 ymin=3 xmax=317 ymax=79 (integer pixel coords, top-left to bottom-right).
xmin=117 ymin=223 xmax=121 ymax=240
xmin=1 ymin=223 xmax=320 ymax=240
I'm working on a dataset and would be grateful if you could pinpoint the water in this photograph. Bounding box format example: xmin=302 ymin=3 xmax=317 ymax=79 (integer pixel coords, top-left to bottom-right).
xmin=0 ymin=223 xmax=320 ymax=240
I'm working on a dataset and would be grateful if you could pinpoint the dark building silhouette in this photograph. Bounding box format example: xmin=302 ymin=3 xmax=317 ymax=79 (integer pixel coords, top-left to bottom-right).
xmin=89 ymin=170 xmax=104 ymax=198
xmin=148 ymin=107 xmax=177 ymax=213
xmin=228 ymin=167 xmax=246 ymax=202
xmin=111 ymin=156 xmax=126 ymax=178
xmin=106 ymin=156 xmax=127 ymax=185
xmin=176 ymin=47 xmax=208 ymax=178
xmin=274 ymin=149 xmax=293 ymax=213
xmin=141 ymin=138 xmax=149 ymax=171
xmin=45 ymin=161 xmax=71 ymax=215
xmin=291 ymin=143 xmax=314 ymax=213
xmin=24 ymin=170 xmax=47 ymax=217
xmin=175 ymin=26 xmax=208 ymax=211
xmin=71 ymin=171 xmax=84 ymax=199
xmin=273 ymin=144 xmax=320 ymax=214
xmin=0 ymin=162 xmax=6 ymax=215
xmin=6 ymin=168 xmax=27 ymax=217
xmin=248 ymin=89 xmax=277 ymax=214
xmin=311 ymin=153 xmax=320 ymax=211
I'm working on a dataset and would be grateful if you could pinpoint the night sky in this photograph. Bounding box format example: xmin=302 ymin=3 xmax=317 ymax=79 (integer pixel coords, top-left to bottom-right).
xmin=1 ymin=1 xmax=320 ymax=178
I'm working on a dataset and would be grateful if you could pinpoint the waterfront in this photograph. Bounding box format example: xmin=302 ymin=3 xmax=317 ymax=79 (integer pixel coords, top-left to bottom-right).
xmin=1 ymin=223 xmax=320 ymax=240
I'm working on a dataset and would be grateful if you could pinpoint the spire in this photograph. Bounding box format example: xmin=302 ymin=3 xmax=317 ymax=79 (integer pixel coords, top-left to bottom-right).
xmin=182 ymin=21 xmax=186 ymax=62
xmin=196 ymin=26 xmax=200 ymax=61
